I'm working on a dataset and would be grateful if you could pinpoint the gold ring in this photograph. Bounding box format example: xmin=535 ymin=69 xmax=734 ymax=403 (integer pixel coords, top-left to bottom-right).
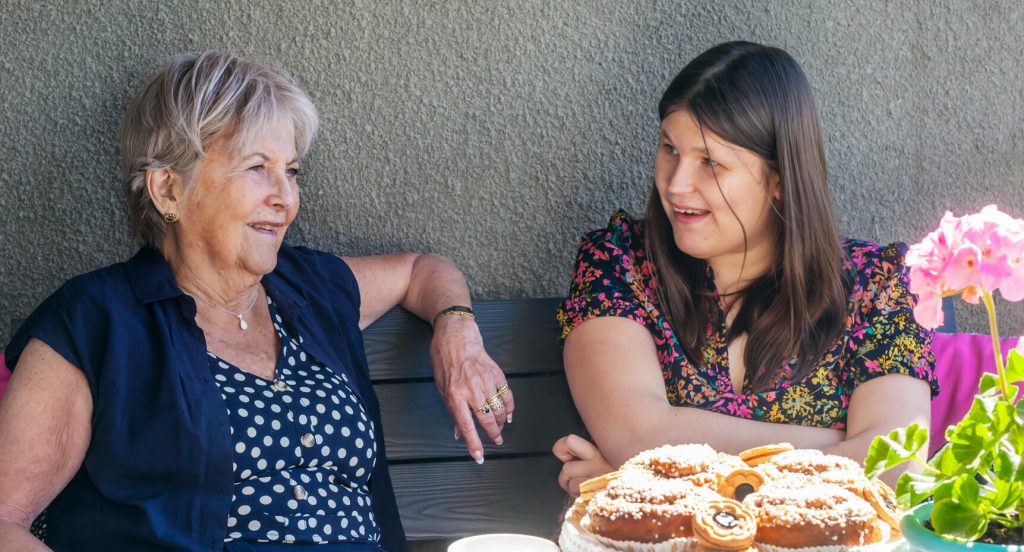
xmin=486 ymin=395 xmax=505 ymax=412
xmin=496 ymin=383 xmax=511 ymax=396
xmin=475 ymin=404 xmax=492 ymax=414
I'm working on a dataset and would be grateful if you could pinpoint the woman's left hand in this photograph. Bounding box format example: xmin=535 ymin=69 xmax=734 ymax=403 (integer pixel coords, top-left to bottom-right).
xmin=430 ymin=315 xmax=514 ymax=464
xmin=553 ymin=434 xmax=615 ymax=497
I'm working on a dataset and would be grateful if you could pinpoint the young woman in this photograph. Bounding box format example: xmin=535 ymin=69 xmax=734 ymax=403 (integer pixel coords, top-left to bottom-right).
xmin=553 ymin=41 xmax=937 ymax=494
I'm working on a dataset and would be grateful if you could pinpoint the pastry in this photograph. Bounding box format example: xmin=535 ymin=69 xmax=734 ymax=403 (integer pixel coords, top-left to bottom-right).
xmin=737 ymin=442 xmax=794 ymax=467
xmin=692 ymin=498 xmax=757 ymax=550
xmin=746 ymin=481 xmax=882 ymax=548
xmin=717 ymin=468 xmax=765 ymax=502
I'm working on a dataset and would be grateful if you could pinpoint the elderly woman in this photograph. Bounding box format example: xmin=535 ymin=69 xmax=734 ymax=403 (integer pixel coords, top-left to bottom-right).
xmin=0 ymin=52 xmax=512 ymax=551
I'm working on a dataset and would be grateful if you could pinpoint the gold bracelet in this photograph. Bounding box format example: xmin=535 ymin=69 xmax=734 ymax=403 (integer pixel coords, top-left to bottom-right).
xmin=433 ymin=305 xmax=475 ymax=327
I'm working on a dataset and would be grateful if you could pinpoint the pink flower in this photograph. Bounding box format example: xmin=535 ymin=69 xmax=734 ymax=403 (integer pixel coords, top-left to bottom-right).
xmin=912 ymin=290 xmax=945 ymax=329
xmin=1005 ymin=263 xmax=1024 ymax=302
xmin=943 ymin=244 xmax=984 ymax=297
xmin=906 ymin=205 xmax=1024 ymax=328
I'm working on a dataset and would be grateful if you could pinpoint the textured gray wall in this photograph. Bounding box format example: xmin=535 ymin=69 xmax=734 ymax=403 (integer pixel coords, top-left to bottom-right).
xmin=2 ymin=0 xmax=1023 ymax=343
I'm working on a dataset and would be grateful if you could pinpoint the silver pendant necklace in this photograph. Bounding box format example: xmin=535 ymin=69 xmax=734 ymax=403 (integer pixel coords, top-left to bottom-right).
xmin=181 ymin=286 xmax=261 ymax=330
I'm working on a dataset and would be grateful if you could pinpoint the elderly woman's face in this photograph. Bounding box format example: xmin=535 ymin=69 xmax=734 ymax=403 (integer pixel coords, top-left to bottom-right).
xmin=177 ymin=121 xmax=300 ymax=277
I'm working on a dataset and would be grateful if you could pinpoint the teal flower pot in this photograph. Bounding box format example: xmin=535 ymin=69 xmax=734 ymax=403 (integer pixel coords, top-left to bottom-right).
xmin=902 ymin=502 xmax=1024 ymax=551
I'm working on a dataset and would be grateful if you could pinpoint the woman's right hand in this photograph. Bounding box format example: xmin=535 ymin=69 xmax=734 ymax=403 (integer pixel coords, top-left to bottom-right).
xmin=552 ymin=434 xmax=615 ymax=497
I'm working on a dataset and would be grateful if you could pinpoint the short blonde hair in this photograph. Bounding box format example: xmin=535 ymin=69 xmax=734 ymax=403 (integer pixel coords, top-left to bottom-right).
xmin=120 ymin=51 xmax=319 ymax=245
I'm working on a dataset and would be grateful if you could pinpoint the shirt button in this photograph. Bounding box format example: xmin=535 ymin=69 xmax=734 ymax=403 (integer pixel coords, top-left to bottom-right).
xmin=293 ymin=485 xmax=308 ymax=501
xmin=272 ymin=380 xmax=288 ymax=391
xmin=301 ymin=433 xmax=315 ymax=448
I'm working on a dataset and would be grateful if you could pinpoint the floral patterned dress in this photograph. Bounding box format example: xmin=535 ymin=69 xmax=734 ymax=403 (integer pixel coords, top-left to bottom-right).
xmin=557 ymin=211 xmax=939 ymax=430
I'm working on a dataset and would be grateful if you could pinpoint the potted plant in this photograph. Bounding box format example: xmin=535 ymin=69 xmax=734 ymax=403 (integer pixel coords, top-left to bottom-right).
xmin=865 ymin=205 xmax=1024 ymax=550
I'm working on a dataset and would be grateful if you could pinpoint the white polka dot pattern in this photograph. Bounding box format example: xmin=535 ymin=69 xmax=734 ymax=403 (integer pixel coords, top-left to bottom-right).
xmin=211 ymin=296 xmax=380 ymax=544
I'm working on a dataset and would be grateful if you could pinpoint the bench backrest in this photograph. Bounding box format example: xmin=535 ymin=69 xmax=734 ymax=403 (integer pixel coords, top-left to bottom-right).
xmin=363 ymin=295 xmax=958 ymax=546
xmin=364 ymin=298 xmax=581 ymax=544
xmin=6 ymin=295 xmax=957 ymax=549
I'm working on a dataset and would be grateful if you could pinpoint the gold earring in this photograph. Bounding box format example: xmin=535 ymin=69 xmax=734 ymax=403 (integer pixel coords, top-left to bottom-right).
xmin=163 ymin=212 xmax=179 ymax=223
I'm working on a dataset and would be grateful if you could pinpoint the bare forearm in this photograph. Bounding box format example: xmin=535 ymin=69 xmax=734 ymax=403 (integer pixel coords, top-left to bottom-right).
xmin=401 ymin=254 xmax=472 ymax=322
xmin=824 ymin=375 xmax=932 ymax=486
xmin=0 ymin=519 xmax=49 ymax=551
xmin=593 ymin=403 xmax=845 ymax=466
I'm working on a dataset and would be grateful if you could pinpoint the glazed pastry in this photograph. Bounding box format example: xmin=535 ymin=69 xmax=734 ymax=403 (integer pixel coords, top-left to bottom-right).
xmin=655 ymin=452 xmax=749 ymax=491
xmin=746 ymin=481 xmax=882 ymax=548
xmin=622 ymin=443 xmax=719 ymax=478
xmin=765 ymin=448 xmax=871 ymax=496
xmin=717 ymin=468 xmax=765 ymax=502
xmin=737 ymin=442 xmax=794 ymax=466
xmin=692 ymin=498 xmax=757 ymax=550
xmin=766 ymin=449 xmax=862 ymax=476
xmin=585 ymin=471 xmax=722 ymax=543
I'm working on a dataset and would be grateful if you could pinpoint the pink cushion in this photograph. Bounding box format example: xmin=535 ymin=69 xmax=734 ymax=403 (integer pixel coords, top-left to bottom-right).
xmin=930 ymin=333 xmax=1022 ymax=457
xmin=0 ymin=354 xmax=9 ymax=399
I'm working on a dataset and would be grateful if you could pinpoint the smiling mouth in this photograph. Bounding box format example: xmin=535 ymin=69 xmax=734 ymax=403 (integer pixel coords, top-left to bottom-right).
xmin=674 ymin=208 xmax=709 ymax=215
xmin=249 ymin=223 xmax=281 ymax=234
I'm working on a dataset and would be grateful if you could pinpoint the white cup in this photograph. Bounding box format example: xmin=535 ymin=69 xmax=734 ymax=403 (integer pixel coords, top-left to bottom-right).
xmin=447 ymin=533 xmax=559 ymax=552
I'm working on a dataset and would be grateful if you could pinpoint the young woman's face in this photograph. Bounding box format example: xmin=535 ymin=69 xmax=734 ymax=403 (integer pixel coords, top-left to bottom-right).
xmin=654 ymin=110 xmax=781 ymax=278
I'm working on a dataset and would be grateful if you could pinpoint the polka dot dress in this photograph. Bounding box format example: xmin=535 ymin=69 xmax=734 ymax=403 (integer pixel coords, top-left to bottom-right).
xmin=210 ymin=295 xmax=380 ymax=545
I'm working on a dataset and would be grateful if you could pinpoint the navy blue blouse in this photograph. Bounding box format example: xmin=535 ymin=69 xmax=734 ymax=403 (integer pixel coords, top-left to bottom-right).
xmin=5 ymin=245 xmax=408 ymax=552
xmin=213 ymin=295 xmax=380 ymax=545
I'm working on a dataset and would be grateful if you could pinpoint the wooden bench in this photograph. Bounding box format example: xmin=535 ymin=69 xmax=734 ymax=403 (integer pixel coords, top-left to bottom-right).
xmin=8 ymin=296 xmax=956 ymax=551
xmin=364 ymin=298 xmax=580 ymax=551
xmin=366 ymin=296 xmax=958 ymax=551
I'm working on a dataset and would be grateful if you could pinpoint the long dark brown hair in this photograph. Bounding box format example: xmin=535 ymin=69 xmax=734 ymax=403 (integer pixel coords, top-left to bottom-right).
xmin=645 ymin=41 xmax=849 ymax=392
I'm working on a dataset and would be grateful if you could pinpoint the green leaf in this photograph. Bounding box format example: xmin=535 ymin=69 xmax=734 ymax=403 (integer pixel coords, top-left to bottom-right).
xmin=979 ymin=372 xmax=1002 ymax=397
xmin=947 ymin=428 xmax=989 ymax=470
xmin=994 ymin=445 xmax=1024 ymax=482
xmin=948 ymin=399 xmax=998 ymax=469
xmin=992 ymin=400 xmax=1018 ymax=437
xmin=951 ymin=474 xmax=982 ymax=510
xmin=864 ymin=423 xmax=928 ymax=479
xmin=989 ymin=479 xmax=1024 ymax=513
xmin=896 ymin=471 xmax=948 ymax=508
xmin=932 ymin=478 xmax=957 ymax=503
xmin=1006 ymin=349 xmax=1024 ymax=384
xmin=929 ymin=445 xmax=960 ymax=477
xmin=967 ymin=395 xmax=999 ymax=425
xmin=1008 ymin=424 xmax=1024 ymax=454
xmin=931 ymin=497 xmax=988 ymax=541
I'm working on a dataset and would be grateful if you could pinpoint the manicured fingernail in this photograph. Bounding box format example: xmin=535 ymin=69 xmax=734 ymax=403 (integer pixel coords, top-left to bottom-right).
xmin=454 ymin=428 xmax=460 ymax=441
xmin=495 ymin=436 xmax=504 ymax=446
xmin=473 ymin=451 xmax=484 ymax=464
xmin=506 ymin=414 xmax=513 ymax=424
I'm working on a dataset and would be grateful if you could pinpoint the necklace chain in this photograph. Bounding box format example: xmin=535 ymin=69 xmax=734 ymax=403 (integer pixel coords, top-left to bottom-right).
xmin=180 ymin=286 xmax=260 ymax=331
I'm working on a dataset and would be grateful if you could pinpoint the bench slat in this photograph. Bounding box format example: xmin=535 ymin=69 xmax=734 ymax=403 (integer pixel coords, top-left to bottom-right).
xmin=376 ymin=374 xmax=583 ymax=460
xmin=363 ymin=298 xmax=564 ymax=381
xmin=366 ymin=299 xmax=574 ymax=542
xmin=389 ymin=456 xmax=567 ymax=540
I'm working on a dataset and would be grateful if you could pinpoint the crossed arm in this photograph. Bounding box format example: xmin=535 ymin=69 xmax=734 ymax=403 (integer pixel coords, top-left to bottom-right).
xmin=554 ymin=317 xmax=930 ymax=493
